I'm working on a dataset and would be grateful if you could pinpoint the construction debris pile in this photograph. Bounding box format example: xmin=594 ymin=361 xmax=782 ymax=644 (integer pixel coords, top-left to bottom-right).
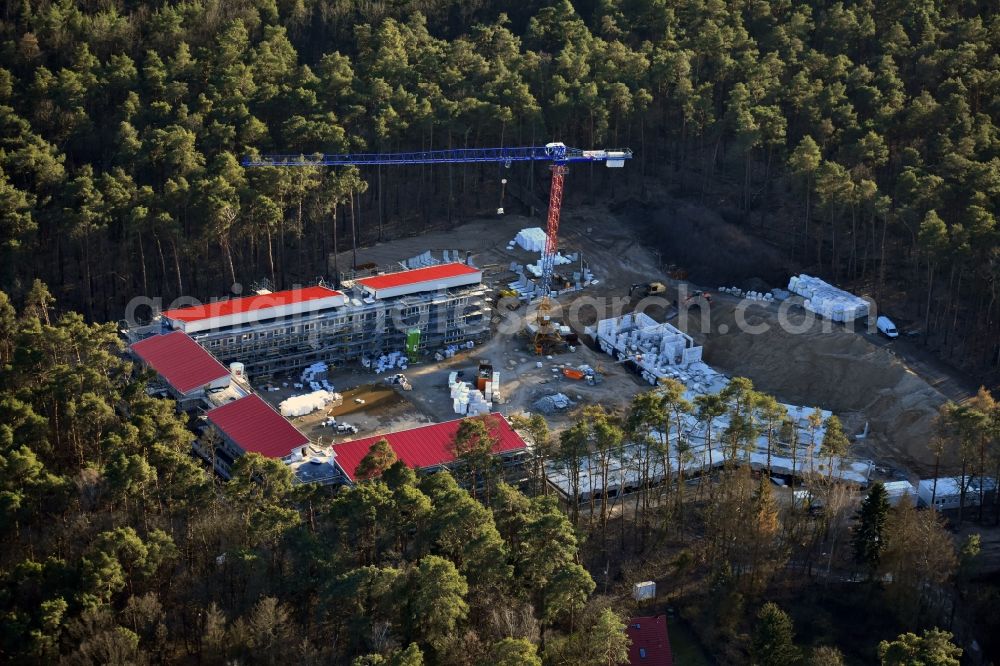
xmin=788 ymin=274 xmax=869 ymax=322
xmin=448 ymin=371 xmax=493 ymax=416
xmin=279 ymin=390 xmax=343 ymax=417
xmin=594 ymin=313 xmax=703 ymax=384
xmin=533 ymin=393 xmax=574 ymax=414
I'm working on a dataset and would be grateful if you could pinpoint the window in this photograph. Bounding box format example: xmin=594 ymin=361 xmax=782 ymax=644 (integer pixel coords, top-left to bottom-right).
xmin=639 ymin=648 xmax=647 ymax=659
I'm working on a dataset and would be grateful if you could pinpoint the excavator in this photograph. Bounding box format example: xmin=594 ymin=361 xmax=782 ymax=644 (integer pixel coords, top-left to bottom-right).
xmin=628 ymin=282 xmax=667 ymax=298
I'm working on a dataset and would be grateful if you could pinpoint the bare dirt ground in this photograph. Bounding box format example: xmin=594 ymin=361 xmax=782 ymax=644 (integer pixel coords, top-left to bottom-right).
xmin=311 ymin=202 xmax=961 ymax=475
xmin=681 ymin=293 xmax=950 ymax=474
xmin=258 ymin=372 xmax=434 ymax=446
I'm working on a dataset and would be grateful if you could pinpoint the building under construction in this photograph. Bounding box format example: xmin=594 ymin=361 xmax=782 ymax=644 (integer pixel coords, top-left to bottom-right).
xmin=140 ymin=261 xmax=490 ymax=378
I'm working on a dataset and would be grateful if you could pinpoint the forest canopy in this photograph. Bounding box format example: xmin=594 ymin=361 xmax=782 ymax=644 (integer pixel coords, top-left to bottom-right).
xmin=0 ymin=0 xmax=996 ymax=373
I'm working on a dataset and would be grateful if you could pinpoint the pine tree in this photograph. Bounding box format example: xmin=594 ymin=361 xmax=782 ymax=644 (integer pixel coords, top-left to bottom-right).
xmin=878 ymin=628 xmax=961 ymax=666
xmin=356 ymin=439 xmax=397 ymax=481
xmin=750 ymin=602 xmax=800 ymax=666
xmin=853 ymin=482 xmax=890 ymax=574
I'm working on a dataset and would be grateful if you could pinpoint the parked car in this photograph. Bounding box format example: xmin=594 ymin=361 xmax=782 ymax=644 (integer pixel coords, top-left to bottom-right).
xmin=332 ymin=422 xmax=358 ymax=435
xmin=876 ymin=315 xmax=899 ymax=339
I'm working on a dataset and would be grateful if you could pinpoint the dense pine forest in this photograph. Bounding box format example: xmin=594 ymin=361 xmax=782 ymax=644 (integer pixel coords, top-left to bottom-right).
xmin=1 ymin=289 xmax=995 ymax=664
xmin=0 ymin=0 xmax=997 ymax=375
xmin=2 ymin=0 xmax=1000 ymax=664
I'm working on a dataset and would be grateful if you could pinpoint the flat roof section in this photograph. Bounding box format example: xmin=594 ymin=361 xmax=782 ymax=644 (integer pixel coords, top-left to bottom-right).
xmin=163 ymin=286 xmax=344 ymax=323
xmin=357 ymin=262 xmax=480 ymax=290
xmin=332 ymin=413 xmax=525 ymax=482
xmin=131 ymin=331 xmax=230 ymax=395
xmin=206 ymin=394 xmax=310 ymax=459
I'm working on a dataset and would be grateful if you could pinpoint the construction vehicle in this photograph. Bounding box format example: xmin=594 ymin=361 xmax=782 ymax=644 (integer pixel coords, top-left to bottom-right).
xmin=332 ymin=422 xmax=359 ymax=435
xmin=476 ymin=360 xmax=494 ymax=391
xmin=497 ymin=288 xmax=521 ymax=310
xmin=629 ymin=282 xmax=667 ymax=298
xmin=666 ymin=264 xmax=688 ymax=280
xmin=683 ymin=290 xmax=713 ymax=308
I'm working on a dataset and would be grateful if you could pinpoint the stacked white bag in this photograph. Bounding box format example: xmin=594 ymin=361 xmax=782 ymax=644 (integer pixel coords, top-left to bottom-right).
xmin=514 ymin=227 xmax=548 ymax=252
xmin=788 ymin=274 xmax=869 ymax=322
xmin=279 ymin=390 xmax=341 ymax=417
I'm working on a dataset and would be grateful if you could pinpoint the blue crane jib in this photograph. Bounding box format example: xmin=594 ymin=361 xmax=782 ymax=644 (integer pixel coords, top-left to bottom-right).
xmin=242 ymin=142 xmax=632 ymax=298
xmin=241 ymin=142 xmax=632 ymax=167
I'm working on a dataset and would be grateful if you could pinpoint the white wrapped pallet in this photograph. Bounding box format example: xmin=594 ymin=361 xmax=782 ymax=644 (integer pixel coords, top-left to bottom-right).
xmin=279 ymin=390 xmax=340 ymax=417
xmin=514 ymin=227 xmax=548 ymax=252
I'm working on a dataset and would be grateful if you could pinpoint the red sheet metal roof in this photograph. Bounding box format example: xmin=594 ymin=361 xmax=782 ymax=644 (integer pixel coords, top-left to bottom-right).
xmin=625 ymin=616 xmax=673 ymax=666
xmin=332 ymin=413 xmax=525 ymax=481
xmin=206 ymin=394 xmax=309 ymax=459
xmin=131 ymin=331 xmax=230 ymax=394
xmin=357 ymin=262 xmax=480 ymax=290
xmin=163 ymin=286 xmax=343 ymax=323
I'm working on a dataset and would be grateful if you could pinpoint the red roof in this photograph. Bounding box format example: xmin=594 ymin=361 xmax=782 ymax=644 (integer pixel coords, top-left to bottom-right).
xmin=163 ymin=286 xmax=343 ymax=323
xmin=332 ymin=413 xmax=525 ymax=481
xmin=357 ymin=263 xmax=480 ymax=290
xmin=625 ymin=616 xmax=673 ymax=666
xmin=131 ymin=331 xmax=230 ymax=394
xmin=206 ymin=394 xmax=309 ymax=458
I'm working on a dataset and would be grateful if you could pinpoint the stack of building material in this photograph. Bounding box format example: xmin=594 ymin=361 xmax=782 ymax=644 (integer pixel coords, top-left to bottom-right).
xmin=403 ymin=250 xmax=441 ymax=269
xmin=744 ymin=291 xmax=774 ymax=302
xmin=369 ymin=351 xmax=408 ymax=374
xmin=514 ymin=227 xmax=548 ymax=252
xmin=279 ymin=390 xmax=342 ymax=417
xmin=448 ymin=372 xmax=492 ymax=416
xmin=525 ymin=253 xmax=573 ymax=277
xmin=788 ymin=274 xmax=869 ymax=322
xmin=301 ymin=362 xmax=328 ymax=383
xmin=482 ymin=371 xmax=501 ymax=403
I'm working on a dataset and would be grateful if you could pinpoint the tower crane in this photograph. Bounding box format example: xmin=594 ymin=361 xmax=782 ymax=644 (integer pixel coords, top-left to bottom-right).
xmin=243 ymin=142 xmax=632 ymax=298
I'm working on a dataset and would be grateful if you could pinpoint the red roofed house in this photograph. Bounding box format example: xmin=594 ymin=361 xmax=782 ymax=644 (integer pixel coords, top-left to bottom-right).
xmin=331 ymin=413 xmax=528 ymax=483
xmin=624 ymin=616 xmax=673 ymax=666
xmin=131 ymin=331 xmax=231 ymax=405
xmin=203 ymin=394 xmax=310 ymax=478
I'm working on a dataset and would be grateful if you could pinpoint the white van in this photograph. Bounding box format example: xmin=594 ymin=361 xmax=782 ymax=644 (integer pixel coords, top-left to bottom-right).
xmin=876 ymin=316 xmax=899 ymax=339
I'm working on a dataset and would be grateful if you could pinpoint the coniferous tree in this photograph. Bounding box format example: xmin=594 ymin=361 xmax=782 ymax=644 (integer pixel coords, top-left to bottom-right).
xmin=750 ymin=602 xmax=800 ymax=666
xmin=853 ymin=482 xmax=890 ymax=574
